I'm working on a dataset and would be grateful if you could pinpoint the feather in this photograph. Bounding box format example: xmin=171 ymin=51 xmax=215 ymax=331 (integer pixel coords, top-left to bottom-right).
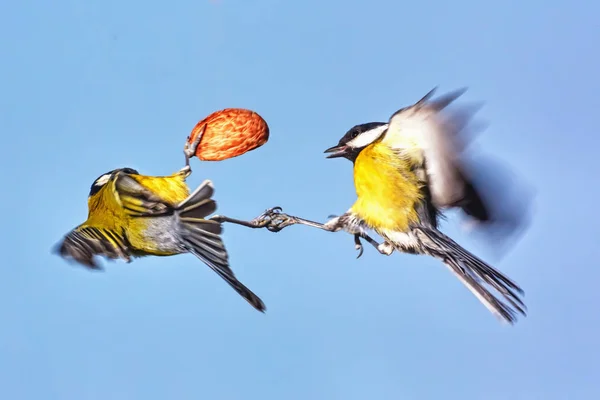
xmin=412 ymin=226 xmax=526 ymax=324
xmin=381 ymin=88 xmax=493 ymax=222
xmin=176 ymin=180 xmax=266 ymax=312
xmin=57 ymin=170 xmax=265 ymax=312
xmin=55 ymin=225 xmax=131 ymax=269
xmin=114 ymin=174 xmax=172 ymax=217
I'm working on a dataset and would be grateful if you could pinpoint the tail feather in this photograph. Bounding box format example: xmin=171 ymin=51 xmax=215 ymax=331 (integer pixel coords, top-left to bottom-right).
xmin=175 ymin=180 xmax=266 ymax=312
xmin=179 ymin=201 xmax=218 ymax=220
xmin=443 ymin=258 xmax=519 ymax=323
xmin=177 ymin=179 xmax=215 ymax=210
xmin=413 ymin=226 xmax=526 ymax=324
xmin=184 ymin=233 xmax=229 ymax=266
xmin=179 ymin=217 xmax=222 ymax=235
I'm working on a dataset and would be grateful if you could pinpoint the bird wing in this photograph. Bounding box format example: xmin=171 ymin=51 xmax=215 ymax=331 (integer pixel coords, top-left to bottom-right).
xmin=55 ymin=225 xmax=131 ymax=269
xmin=112 ymin=173 xmax=173 ymax=217
xmin=381 ymin=88 xmax=472 ymax=209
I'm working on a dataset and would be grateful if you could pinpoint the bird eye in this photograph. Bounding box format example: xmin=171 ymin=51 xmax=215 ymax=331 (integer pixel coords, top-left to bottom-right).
xmin=352 ymin=131 xmax=359 ymax=138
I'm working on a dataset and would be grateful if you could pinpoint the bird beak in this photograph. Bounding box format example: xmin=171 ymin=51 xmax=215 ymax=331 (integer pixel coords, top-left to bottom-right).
xmin=324 ymin=144 xmax=348 ymax=159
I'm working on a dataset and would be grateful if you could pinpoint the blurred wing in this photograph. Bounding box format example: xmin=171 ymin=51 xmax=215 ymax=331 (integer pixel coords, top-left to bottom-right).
xmin=112 ymin=173 xmax=172 ymax=217
xmin=55 ymin=225 xmax=131 ymax=269
xmin=382 ymin=88 xmax=473 ymax=209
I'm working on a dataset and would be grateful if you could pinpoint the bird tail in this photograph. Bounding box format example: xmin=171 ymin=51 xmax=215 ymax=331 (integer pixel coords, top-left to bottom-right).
xmin=174 ymin=179 xmax=265 ymax=312
xmin=412 ymin=226 xmax=526 ymax=324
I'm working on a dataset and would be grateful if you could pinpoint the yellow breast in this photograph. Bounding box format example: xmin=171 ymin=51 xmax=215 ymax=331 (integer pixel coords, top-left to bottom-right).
xmin=85 ymin=182 xmax=128 ymax=230
xmin=350 ymin=142 xmax=423 ymax=231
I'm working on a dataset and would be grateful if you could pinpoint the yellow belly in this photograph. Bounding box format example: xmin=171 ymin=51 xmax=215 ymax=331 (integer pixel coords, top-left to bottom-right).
xmin=350 ymin=143 xmax=423 ymax=231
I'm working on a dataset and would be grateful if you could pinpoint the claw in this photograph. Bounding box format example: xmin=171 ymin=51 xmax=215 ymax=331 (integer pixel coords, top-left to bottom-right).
xmin=183 ymin=123 xmax=207 ymax=169
xmin=354 ymin=234 xmax=364 ymax=259
xmin=249 ymin=206 xmax=282 ymax=225
xmin=266 ymin=214 xmax=297 ymax=232
xmin=247 ymin=206 xmax=295 ymax=232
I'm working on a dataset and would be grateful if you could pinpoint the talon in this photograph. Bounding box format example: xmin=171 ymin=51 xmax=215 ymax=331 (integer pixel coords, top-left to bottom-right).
xmin=355 ymin=243 xmax=364 ymax=259
xmin=250 ymin=206 xmax=283 ymax=225
xmin=354 ymin=234 xmax=364 ymax=258
xmin=247 ymin=207 xmax=283 ymax=230
xmin=251 ymin=207 xmax=298 ymax=232
xmin=183 ymin=123 xmax=207 ymax=166
xmin=266 ymin=215 xmax=296 ymax=232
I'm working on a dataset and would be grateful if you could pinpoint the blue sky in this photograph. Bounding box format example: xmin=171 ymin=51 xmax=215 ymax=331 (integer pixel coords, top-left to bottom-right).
xmin=1 ymin=0 xmax=599 ymax=399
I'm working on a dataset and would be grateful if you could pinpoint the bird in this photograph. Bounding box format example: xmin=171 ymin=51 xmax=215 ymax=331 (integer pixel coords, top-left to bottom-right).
xmin=250 ymin=87 xmax=527 ymax=324
xmin=54 ymin=166 xmax=266 ymax=312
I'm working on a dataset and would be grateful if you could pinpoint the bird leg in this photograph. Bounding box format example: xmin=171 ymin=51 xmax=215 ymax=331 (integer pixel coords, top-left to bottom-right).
xmin=209 ymin=207 xmax=300 ymax=232
xmin=354 ymin=232 xmax=384 ymax=259
xmin=181 ymin=123 xmax=207 ymax=176
xmin=211 ymin=207 xmax=383 ymax=258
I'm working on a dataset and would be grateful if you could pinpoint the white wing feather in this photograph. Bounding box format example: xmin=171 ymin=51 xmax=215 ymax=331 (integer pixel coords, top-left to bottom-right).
xmin=380 ymin=91 xmax=469 ymax=207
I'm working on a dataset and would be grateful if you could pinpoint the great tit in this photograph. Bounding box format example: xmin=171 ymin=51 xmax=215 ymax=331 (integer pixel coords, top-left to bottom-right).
xmin=54 ymin=166 xmax=265 ymax=312
xmin=246 ymin=88 xmax=527 ymax=324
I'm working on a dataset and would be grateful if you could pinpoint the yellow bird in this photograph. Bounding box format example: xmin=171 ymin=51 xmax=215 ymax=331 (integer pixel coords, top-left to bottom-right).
xmin=249 ymin=88 xmax=526 ymax=324
xmin=54 ymin=166 xmax=265 ymax=312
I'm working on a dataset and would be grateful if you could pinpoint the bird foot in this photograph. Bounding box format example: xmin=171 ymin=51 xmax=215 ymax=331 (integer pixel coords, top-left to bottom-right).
xmin=178 ymin=165 xmax=191 ymax=179
xmin=249 ymin=207 xmax=299 ymax=232
xmin=209 ymin=207 xmax=300 ymax=232
xmin=377 ymin=242 xmax=395 ymax=256
xmin=183 ymin=123 xmax=207 ymax=171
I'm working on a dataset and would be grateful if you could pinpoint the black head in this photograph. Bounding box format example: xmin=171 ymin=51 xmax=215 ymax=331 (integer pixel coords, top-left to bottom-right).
xmin=324 ymin=122 xmax=388 ymax=161
xmin=89 ymin=167 xmax=139 ymax=197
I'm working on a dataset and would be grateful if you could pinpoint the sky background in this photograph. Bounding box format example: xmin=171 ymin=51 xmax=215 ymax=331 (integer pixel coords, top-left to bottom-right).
xmin=1 ymin=0 xmax=599 ymax=399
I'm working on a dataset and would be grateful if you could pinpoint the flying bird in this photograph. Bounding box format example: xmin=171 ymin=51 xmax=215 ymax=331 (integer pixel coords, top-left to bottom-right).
xmin=54 ymin=166 xmax=265 ymax=312
xmin=237 ymin=88 xmax=527 ymax=324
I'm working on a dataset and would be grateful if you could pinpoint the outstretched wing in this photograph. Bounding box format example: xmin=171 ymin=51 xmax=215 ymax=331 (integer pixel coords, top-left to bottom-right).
xmin=54 ymin=225 xmax=131 ymax=269
xmin=381 ymin=88 xmax=489 ymax=219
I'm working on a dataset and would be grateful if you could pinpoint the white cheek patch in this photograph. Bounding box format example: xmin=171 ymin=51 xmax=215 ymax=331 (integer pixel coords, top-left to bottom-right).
xmin=347 ymin=124 xmax=388 ymax=148
xmin=95 ymin=174 xmax=111 ymax=187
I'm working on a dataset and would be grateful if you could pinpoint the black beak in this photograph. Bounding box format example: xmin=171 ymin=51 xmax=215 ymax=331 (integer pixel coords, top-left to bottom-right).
xmin=324 ymin=144 xmax=348 ymax=159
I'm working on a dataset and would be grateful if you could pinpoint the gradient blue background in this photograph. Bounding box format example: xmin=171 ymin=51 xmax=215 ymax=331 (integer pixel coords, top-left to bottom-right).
xmin=1 ymin=1 xmax=598 ymax=399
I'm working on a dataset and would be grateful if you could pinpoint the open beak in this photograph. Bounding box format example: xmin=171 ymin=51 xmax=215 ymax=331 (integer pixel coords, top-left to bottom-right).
xmin=324 ymin=144 xmax=348 ymax=159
